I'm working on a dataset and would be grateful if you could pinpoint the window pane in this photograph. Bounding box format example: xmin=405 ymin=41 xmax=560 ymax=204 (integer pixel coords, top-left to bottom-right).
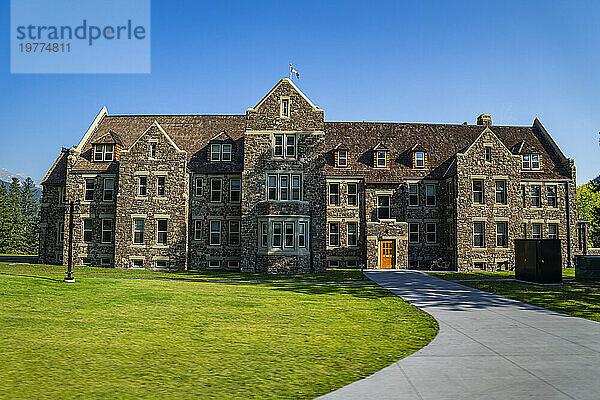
xmin=211 ymin=144 xmax=221 ymax=161
xmin=286 ymin=135 xmax=296 ymax=157
xmin=292 ymin=175 xmax=301 ymax=201
xmin=274 ymin=135 xmax=284 ymax=157
xmin=285 ymin=222 xmax=294 ymax=248
xmin=222 ymin=144 xmax=232 ymax=161
xmin=268 ymin=175 xmax=277 ymax=200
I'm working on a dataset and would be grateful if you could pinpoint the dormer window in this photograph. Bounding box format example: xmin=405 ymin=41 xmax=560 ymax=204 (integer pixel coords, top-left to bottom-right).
xmin=93 ymin=144 xmax=114 ymax=162
xmin=414 ymin=151 xmax=425 ymax=168
xmin=281 ymin=98 xmax=290 ymax=118
xmin=522 ymin=154 xmax=541 ymax=170
xmin=210 ymin=144 xmax=233 ymax=162
xmin=375 ymin=150 xmax=388 ymax=168
xmin=336 ymin=150 xmax=348 ymax=167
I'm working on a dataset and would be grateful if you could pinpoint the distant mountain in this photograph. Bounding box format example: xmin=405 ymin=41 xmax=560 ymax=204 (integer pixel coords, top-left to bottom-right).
xmin=0 ymin=168 xmax=42 ymax=188
xmin=0 ymin=179 xmax=42 ymax=200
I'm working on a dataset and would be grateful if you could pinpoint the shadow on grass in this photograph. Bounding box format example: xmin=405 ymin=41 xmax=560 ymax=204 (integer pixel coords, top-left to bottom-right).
xmin=262 ymin=282 xmax=394 ymax=300
xmin=0 ymin=271 xmax=63 ymax=283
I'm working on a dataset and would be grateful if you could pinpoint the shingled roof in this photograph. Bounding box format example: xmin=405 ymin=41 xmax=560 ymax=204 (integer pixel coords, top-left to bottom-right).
xmin=41 ymin=149 xmax=68 ymax=185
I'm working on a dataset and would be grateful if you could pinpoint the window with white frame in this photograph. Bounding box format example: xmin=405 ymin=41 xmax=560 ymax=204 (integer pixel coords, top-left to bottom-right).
xmin=211 ymin=178 xmax=222 ymax=202
xmin=281 ymin=98 xmax=290 ymax=117
xmin=133 ymin=218 xmax=144 ymax=244
xmin=376 ymin=150 xmax=387 ymax=168
xmin=347 ymin=183 xmax=358 ymax=206
xmin=195 ymin=177 xmax=203 ymax=196
xmin=414 ymin=151 xmax=425 ymax=168
xmin=83 ymin=219 xmax=92 ymax=242
xmin=531 ymin=185 xmax=541 ymax=207
xmin=157 ymin=176 xmax=166 ymax=197
xmin=473 ymin=179 xmax=484 ymax=204
xmin=261 ymin=222 xmax=268 ymax=248
xmin=101 ymin=219 xmax=113 ymax=243
xmin=81 ymin=258 xmax=91 ymax=266
xmin=228 ymin=261 xmax=240 ymax=270
xmin=149 ymin=142 xmax=157 ymax=158
xmin=280 ymin=175 xmax=289 ymax=201
xmin=266 ymin=173 xmax=301 ymax=201
xmin=268 ymin=175 xmax=277 ymax=200
xmin=103 ymin=178 xmax=114 ymax=201
xmin=210 ymin=220 xmax=221 ymax=245
xmin=485 ymin=147 xmax=492 ymax=162
xmin=522 ymin=154 xmax=541 ymax=170
xmin=522 ymin=154 xmax=531 ymax=169
xmin=222 ymin=144 xmax=232 ymax=161
xmin=377 ymin=195 xmax=390 ymax=220
xmin=138 ymin=176 xmax=147 ymax=197
xmin=547 ymin=185 xmax=557 ymax=208
xmin=329 ymin=183 xmax=340 ymax=205
xmin=131 ymin=259 xmax=143 ymax=268
xmin=531 ymin=154 xmax=540 ymax=170
xmin=426 ymin=222 xmax=436 ymax=243
xmin=156 ymin=219 xmax=167 ymax=245
xmin=409 ymin=223 xmax=419 ymax=243
xmin=101 ymin=257 xmax=111 ymax=267
xmin=473 ymin=222 xmax=485 ymax=247
xmin=284 ymin=222 xmax=295 ymax=248
xmin=408 ymin=183 xmax=419 ymax=206
xmin=210 ymin=143 xmax=233 ymax=162
xmin=425 ymin=184 xmax=436 ymax=206
xmin=259 ymin=219 xmax=309 ymax=251
xmin=229 ymin=220 xmax=240 ymax=246
xmin=156 ymin=260 xmax=168 ymax=269
xmin=272 ymin=222 xmax=282 ymax=247
xmin=84 ymin=178 xmax=95 ymax=201
xmin=348 ymin=222 xmax=358 ymax=246
xmin=532 ymin=223 xmax=542 ymax=239
xmin=496 ymin=222 xmax=508 ymax=247
xmin=329 ymin=222 xmax=340 ymax=247
xmin=548 ymin=223 xmax=558 ymax=239
xmin=94 ymin=144 xmax=114 ymax=162
xmin=273 ymin=135 xmax=284 ymax=157
xmin=286 ymin=135 xmax=296 ymax=158
xmin=208 ymin=260 xmax=220 ymax=269
xmin=291 ymin=175 xmax=301 ymax=201
xmin=298 ymin=222 xmax=307 ymax=248
xmin=194 ymin=220 xmax=202 ymax=241
xmin=347 ymin=260 xmax=358 ymax=269
xmin=59 ymin=186 xmax=66 ymax=204
xmin=337 ymin=150 xmax=348 ymax=167
xmin=57 ymin=222 xmax=64 ymax=244
xmin=273 ymin=134 xmax=296 ymax=158
xmin=495 ymin=180 xmax=507 ymax=204
xmin=230 ymin=179 xmax=241 ymax=203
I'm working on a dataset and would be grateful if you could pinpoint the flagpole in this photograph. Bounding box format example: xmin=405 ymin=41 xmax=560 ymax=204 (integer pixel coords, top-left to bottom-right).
xmin=289 ymin=63 xmax=292 ymax=80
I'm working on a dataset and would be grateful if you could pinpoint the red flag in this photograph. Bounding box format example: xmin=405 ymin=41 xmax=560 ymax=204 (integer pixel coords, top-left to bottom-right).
xmin=290 ymin=64 xmax=300 ymax=79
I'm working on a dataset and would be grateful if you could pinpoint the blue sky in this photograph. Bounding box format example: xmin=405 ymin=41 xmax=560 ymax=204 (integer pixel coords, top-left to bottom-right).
xmin=1 ymin=0 xmax=598 ymax=184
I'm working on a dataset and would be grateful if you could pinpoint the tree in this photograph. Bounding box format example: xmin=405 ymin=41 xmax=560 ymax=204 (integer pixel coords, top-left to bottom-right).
xmin=577 ymin=181 xmax=600 ymax=248
xmin=0 ymin=182 xmax=9 ymax=253
xmin=7 ymin=178 xmax=25 ymax=254
xmin=21 ymin=177 xmax=39 ymax=255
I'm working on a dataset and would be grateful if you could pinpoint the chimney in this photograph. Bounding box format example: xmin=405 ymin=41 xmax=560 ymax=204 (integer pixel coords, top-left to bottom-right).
xmin=477 ymin=114 xmax=492 ymax=126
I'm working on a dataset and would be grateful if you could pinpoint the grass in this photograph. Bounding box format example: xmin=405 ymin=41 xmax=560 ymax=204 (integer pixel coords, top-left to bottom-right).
xmin=0 ymin=262 xmax=438 ymax=399
xmin=427 ymin=267 xmax=575 ymax=281
xmin=427 ymin=268 xmax=600 ymax=322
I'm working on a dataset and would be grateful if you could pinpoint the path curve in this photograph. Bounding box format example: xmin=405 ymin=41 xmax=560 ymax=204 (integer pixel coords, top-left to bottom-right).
xmin=319 ymin=270 xmax=600 ymax=400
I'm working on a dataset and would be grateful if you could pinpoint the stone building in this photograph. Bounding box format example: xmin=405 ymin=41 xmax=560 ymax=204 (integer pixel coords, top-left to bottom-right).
xmin=39 ymin=79 xmax=584 ymax=273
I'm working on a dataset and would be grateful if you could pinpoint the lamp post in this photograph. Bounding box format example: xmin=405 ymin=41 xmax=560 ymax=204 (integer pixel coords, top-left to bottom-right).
xmin=64 ymin=199 xmax=79 ymax=283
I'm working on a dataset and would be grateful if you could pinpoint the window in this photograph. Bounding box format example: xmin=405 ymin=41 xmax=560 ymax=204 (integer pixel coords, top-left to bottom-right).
xmin=426 ymin=223 xmax=436 ymax=243
xmin=522 ymin=154 xmax=531 ymax=169
xmin=194 ymin=220 xmax=202 ymax=241
xmin=101 ymin=258 xmax=111 ymax=267
xmin=531 ymin=185 xmax=541 ymax=207
xmin=280 ymin=175 xmax=289 ymax=201
xmin=496 ymin=222 xmax=508 ymax=247
xmin=548 ymin=223 xmax=558 ymax=239
xmin=409 ymin=223 xmax=419 ymax=243
xmin=377 ymin=195 xmax=390 ymax=220
xmin=286 ymin=135 xmax=296 ymax=158
xmin=157 ymin=176 xmax=166 ymax=197
xmin=81 ymin=258 xmax=92 ymax=266
xmin=211 ymin=178 xmax=222 ymax=202
xmin=195 ymin=177 xmax=203 ymax=196
xmin=347 ymin=183 xmax=358 ymax=206
xmin=474 ymin=262 xmax=486 ymax=270
xmin=133 ymin=218 xmax=144 ymax=244
xmin=495 ymin=180 xmax=507 ymax=204
xmin=547 ymin=185 xmax=557 ymax=208
xmin=228 ymin=261 xmax=240 ymax=271
xmin=149 ymin=142 xmax=157 ymax=158
xmin=532 ymin=223 xmax=542 ymax=239
xmin=103 ymin=178 xmax=114 ymax=201
xmin=101 ymin=219 xmax=113 ymax=243
xmin=211 ymin=144 xmax=221 ymax=161
xmin=425 ymin=184 xmax=436 ymax=206
xmin=94 ymin=144 xmax=114 ymax=162
xmin=376 ymin=150 xmax=387 ymax=168
xmin=347 ymin=260 xmax=358 ymax=269
xmin=485 ymin=147 xmax=492 ymax=162
xmin=284 ymin=222 xmax=295 ymax=248
xmin=222 ymin=144 xmax=232 ymax=162
xmin=531 ymin=154 xmax=540 ymax=170
xmin=522 ymin=154 xmax=541 ymax=170
xmin=272 ymin=222 xmax=282 ymax=247
xmin=138 ymin=176 xmax=147 ymax=197
xmin=348 ymin=222 xmax=358 ymax=246
xmin=229 ymin=221 xmax=240 ymax=246
xmin=329 ymin=260 xmax=339 ymax=269
xmin=156 ymin=219 xmax=168 ymax=245
xmin=210 ymin=220 xmax=221 ymax=245
xmin=473 ymin=222 xmax=485 ymax=247
xmin=473 ymin=179 xmax=484 ymax=204
xmin=84 ymin=178 xmax=94 ymax=201
xmin=57 ymin=222 xmax=64 ymax=244
xmin=337 ymin=150 xmax=348 ymax=167
xmin=208 ymin=260 xmax=220 ymax=269
xmin=261 ymin=222 xmax=268 ymax=248
xmin=131 ymin=259 xmax=143 ymax=268
xmin=83 ymin=219 xmax=92 ymax=242
xmin=329 ymin=222 xmax=340 ymax=247
xmin=281 ymin=98 xmax=289 ymax=117
xmin=298 ymin=222 xmax=307 ymax=248
xmin=291 ymin=175 xmax=301 ymax=201
xmin=329 ymin=183 xmax=340 ymax=205
xmin=408 ymin=183 xmax=419 ymax=206
xmin=230 ymin=179 xmax=241 ymax=203
xmin=274 ymin=135 xmax=284 ymax=157
xmin=59 ymin=186 xmax=66 ymax=204
xmin=156 ymin=260 xmax=168 ymax=269
xmin=414 ymin=151 xmax=425 ymax=168
xmin=268 ymin=175 xmax=277 ymax=200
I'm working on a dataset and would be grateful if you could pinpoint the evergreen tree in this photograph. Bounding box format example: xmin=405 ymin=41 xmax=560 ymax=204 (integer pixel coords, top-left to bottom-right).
xmin=7 ymin=178 xmax=25 ymax=254
xmin=21 ymin=177 xmax=39 ymax=255
xmin=0 ymin=182 xmax=9 ymax=253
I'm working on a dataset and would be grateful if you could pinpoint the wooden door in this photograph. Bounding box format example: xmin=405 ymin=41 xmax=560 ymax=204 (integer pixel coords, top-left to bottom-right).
xmin=380 ymin=241 xmax=394 ymax=269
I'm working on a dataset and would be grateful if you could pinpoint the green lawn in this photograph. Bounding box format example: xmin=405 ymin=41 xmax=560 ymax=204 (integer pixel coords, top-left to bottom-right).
xmin=427 ymin=268 xmax=575 ymax=281
xmin=0 ymin=263 xmax=438 ymax=399
xmin=427 ymin=268 xmax=600 ymax=322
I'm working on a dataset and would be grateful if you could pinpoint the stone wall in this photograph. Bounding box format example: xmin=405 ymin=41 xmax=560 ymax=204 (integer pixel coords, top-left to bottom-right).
xmin=38 ymin=184 xmax=66 ymax=264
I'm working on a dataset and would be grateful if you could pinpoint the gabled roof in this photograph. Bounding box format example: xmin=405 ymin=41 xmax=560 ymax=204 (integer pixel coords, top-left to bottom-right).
xmin=249 ymin=78 xmax=320 ymax=112
xmin=333 ymin=142 xmax=349 ymax=151
xmin=210 ymin=131 xmax=235 ymax=143
xmin=373 ymin=143 xmax=389 ymax=151
xmin=410 ymin=143 xmax=428 ymax=152
xmin=41 ymin=148 xmax=68 ymax=185
xmin=92 ymin=131 xmax=124 ymax=146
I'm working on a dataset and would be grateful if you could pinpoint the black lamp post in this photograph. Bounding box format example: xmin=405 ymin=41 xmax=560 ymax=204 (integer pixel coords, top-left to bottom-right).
xmin=64 ymin=199 xmax=79 ymax=283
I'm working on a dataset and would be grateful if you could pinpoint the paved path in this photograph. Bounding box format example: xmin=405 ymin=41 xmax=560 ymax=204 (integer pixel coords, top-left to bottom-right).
xmin=320 ymin=270 xmax=600 ymax=400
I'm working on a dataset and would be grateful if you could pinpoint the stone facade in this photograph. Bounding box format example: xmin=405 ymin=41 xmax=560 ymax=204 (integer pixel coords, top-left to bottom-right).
xmin=39 ymin=79 xmax=582 ymax=273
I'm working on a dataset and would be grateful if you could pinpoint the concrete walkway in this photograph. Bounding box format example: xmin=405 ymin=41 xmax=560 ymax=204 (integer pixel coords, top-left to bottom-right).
xmin=320 ymin=270 xmax=600 ymax=400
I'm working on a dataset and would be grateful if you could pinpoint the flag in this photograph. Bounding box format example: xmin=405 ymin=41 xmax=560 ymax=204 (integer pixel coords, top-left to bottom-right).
xmin=289 ymin=64 xmax=300 ymax=79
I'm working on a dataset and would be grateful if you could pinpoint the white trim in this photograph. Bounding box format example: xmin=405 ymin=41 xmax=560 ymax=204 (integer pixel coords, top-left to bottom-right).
xmin=248 ymin=78 xmax=321 ymax=112
xmin=122 ymin=121 xmax=186 ymax=155
xmin=75 ymin=106 xmax=108 ymax=153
